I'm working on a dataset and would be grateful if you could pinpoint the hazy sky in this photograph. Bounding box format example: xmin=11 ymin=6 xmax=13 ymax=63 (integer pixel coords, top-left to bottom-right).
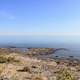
xmin=0 ymin=0 xmax=80 ymax=36
xmin=1 ymin=0 xmax=80 ymax=45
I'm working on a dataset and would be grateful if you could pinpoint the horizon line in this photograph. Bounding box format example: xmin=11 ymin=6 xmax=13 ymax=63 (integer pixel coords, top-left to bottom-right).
xmin=0 ymin=32 xmax=80 ymax=36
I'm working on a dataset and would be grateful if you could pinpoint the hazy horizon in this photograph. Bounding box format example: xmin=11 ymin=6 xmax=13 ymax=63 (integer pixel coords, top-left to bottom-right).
xmin=0 ymin=0 xmax=80 ymax=44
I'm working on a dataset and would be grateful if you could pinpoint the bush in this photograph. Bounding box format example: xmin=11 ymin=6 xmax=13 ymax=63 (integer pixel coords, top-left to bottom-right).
xmin=0 ymin=56 xmax=7 ymax=63
xmin=0 ymin=56 xmax=20 ymax=64
xmin=17 ymin=66 xmax=31 ymax=73
xmin=7 ymin=57 xmax=20 ymax=63
xmin=56 ymin=68 xmax=76 ymax=80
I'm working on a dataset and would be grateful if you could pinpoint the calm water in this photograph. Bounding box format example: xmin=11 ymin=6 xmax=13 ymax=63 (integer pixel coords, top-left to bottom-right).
xmin=52 ymin=50 xmax=80 ymax=59
xmin=0 ymin=43 xmax=80 ymax=58
xmin=5 ymin=44 xmax=80 ymax=58
xmin=0 ymin=43 xmax=80 ymax=59
xmin=0 ymin=36 xmax=80 ymax=58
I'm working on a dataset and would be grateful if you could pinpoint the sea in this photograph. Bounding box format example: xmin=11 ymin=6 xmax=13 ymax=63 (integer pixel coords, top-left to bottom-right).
xmin=0 ymin=35 xmax=80 ymax=59
xmin=0 ymin=43 xmax=80 ymax=59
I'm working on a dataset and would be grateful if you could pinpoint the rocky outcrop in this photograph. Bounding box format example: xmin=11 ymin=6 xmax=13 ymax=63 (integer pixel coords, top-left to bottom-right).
xmin=0 ymin=52 xmax=80 ymax=80
xmin=26 ymin=48 xmax=69 ymax=56
xmin=26 ymin=48 xmax=54 ymax=55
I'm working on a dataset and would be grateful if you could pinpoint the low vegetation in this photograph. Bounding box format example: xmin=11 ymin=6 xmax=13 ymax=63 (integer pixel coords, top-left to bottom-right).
xmin=56 ymin=68 xmax=76 ymax=80
xmin=17 ymin=66 xmax=31 ymax=73
xmin=0 ymin=55 xmax=20 ymax=64
xmin=0 ymin=48 xmax=80 ymax=80
xmin=32 ymin=76 xmax=45 ymax=80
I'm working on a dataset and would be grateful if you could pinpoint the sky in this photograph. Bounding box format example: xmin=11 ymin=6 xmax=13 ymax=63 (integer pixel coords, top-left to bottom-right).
xmin=0 ymin=0 xmax=80 ymax=44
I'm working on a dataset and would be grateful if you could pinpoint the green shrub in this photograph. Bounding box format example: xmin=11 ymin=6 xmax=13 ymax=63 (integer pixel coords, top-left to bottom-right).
xmin=7 ymin=57 xmax=20 ymax=63
xmin=0 ymin=56 xmax=20 ymax=64
xmin=56 ymin=68 xmax=76 ymax=80
xmin=0 ymin=56 xmax=7 ymax=63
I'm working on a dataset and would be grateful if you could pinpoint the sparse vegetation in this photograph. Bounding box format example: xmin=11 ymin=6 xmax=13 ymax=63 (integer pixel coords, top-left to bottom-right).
xmin=0 ymin=56 xmax=7 ymax=63
xmin=56 ymin=68 xmax=76 ymax=80
xmin=0 ymin=55 xmax=20 ymax=64
xmin=0 ymin=48 xmax=80 ymax=80
xmin=32 ymin=76 xmax=45 ymax=80
xmin=17 ymin=66 xmax=31 ymax=73
xmin=7 ymin=56 xmax=20 ymax=63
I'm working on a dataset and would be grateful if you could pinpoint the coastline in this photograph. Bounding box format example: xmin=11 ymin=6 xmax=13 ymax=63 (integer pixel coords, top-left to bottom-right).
xmin=0 ymin=48 xmax=80 ymax=80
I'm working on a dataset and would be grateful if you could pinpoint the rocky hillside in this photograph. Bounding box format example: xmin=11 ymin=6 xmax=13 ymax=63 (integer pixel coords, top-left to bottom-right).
xmin=0 ymin=52 xmax=80 ymax=80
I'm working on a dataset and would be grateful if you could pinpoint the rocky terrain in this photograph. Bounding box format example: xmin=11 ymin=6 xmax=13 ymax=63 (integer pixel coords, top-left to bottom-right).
xmin=0 ymin=48 xmax=80 ymax=80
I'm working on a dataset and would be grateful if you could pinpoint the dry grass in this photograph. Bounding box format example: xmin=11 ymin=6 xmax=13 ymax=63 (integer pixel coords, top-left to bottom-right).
xmin=32 ymin=76 xmax=47 ymax=80
xmin=0 ymin=55 xmax=20 ymax=64
xmin=56 ymin=68 xmax=76 ymax=80
xmin=17 ymin=66 xmax=31 ymax=73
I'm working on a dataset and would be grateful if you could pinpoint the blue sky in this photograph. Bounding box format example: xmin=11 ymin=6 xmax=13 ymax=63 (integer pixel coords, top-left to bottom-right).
xmin=0 ymin=0 xmax=80 ymax=44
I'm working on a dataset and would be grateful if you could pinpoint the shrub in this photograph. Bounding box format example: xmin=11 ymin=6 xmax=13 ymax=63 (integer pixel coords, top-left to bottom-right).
xmin=17 ymin=66 xmax=31 ymax=73
xmin=0 ymin=56 xmax=7 ymax=63
xmin=56 ymin=68 xmax=76 ymax=80
xmin=0 ymin=56 xmax=20 ymax=64
xmin=7 ymin=57 xmax=20 ymax=63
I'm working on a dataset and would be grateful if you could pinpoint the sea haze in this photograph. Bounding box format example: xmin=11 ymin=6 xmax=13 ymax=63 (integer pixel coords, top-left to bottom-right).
xmin=0 ymin=35 xmax=80 ymax=48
